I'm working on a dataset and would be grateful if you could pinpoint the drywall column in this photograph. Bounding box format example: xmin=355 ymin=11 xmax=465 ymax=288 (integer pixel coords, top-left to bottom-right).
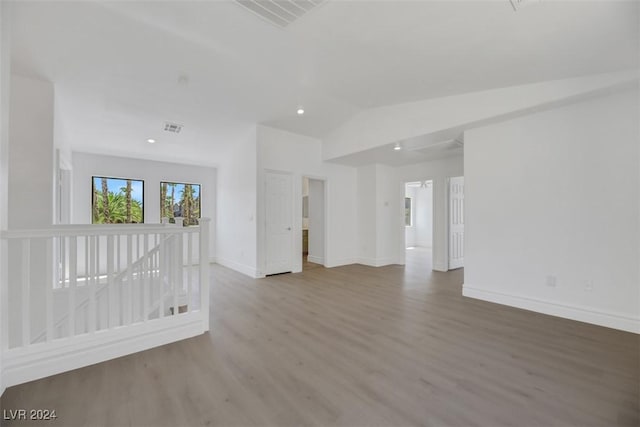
xmin=0 ymin=0 xmax=11 ymax=395
xmin=308 ymin=178 xmax=325 ymax=265
xmin=9 ymin=75 xmax=55 ymax=228
xmin=356 ymin=165 xmax=378 ymax=265
xmin=356 ymin=164 xmax=402 ymax=267
xmin=217 ymin=127 xmax=259 ymax=278
xmin=7 ymin=75 xmax=55 ymax=348
xmin=431 ymin=177 xmax=449 ymax=271
xmin=375 ymin=164 xmax=401 ymax=266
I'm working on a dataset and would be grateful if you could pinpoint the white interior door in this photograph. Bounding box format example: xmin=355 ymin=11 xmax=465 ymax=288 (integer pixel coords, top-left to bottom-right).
xmin=265 ymin=171 xmax=293 ymax=275
xmin=449 ymin=176 xmax=464 ymax=269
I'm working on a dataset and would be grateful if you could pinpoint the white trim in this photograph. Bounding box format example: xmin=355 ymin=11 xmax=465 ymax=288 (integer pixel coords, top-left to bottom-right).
xmin=433 ymin=262 xmax=448 ymax=272
xmin=215 ymin=257 xmax=262 ymax=278
xmin=356 ymin=257 xmax=397 ymax=267
xmin=307 ymin=255 xmax=324 ymax=265
xmin=324 ymin=258 xmax=357 ymax=268
xmin=463 ymin=284 xmax=640 ymax=334
xmin=2 ymin=313 xmax=206 ymax=388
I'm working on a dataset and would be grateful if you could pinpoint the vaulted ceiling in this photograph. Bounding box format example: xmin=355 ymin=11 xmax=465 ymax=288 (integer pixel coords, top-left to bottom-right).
xmin=9 ymin=0 xmax=639 ymax=164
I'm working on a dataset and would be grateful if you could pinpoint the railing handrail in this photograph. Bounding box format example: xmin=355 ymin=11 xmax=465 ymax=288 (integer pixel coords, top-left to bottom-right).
xmin=0 ymin=220 xmax=209 ymax=239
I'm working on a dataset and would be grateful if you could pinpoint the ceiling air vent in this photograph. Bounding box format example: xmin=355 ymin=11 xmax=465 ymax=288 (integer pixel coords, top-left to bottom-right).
xmin=235 ymin=0 xmax=326 ymax=29
xmin=164 ymin=122 xmax=182 ymax=134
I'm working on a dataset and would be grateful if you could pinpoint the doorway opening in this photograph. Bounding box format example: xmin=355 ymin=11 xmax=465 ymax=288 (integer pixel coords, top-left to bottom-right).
xmin=302 ymin=177 xmax=325 ymax=270
xmin=404 ymin=180 xmax=433 ymax=270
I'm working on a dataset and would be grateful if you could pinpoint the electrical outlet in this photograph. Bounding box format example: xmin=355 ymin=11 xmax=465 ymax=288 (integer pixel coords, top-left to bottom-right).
xmin=585 ymin=280 xmax=594 ymax=292
xmin=546 ymin=275 xmax=557 ymax=288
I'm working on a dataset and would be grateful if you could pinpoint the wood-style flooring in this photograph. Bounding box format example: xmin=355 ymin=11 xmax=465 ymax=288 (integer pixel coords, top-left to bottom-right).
xmin=1 ymin=249 xmax=638 ymax=426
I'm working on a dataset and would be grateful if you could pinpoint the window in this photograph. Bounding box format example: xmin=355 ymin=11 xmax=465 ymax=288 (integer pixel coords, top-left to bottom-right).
xmin=405 ymin=197 xmax=412 ymax=226
xmin=92 ymin=176 xmax=144 ymax=224
xmin=160 ymin=182 xmax=201 ymax=226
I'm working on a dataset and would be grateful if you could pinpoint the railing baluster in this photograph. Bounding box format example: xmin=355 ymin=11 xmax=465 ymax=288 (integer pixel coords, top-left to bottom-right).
xmin=46 ymin=239 xmax=54 ymax=341
xmin=173 ymin=233 xmax=179 ymax=315
xmin=143 ymin=233 xmax=149 ymax=322
xmin=107 ymin=235 xmax=115 ymax=329
xmin=69 ymin=237 xmax=77 ymax=338
xmin=187 ymin=232 xmax=192 ymax=313
xmin=118 ymin=234 xmax=123 ymax=326
xmin=96 ymin=234 xmax=101 ymax=329
xmin=21 ymin=239 xmax=30 ymax=346
xmin=60 ymin=236 xmax=66 ymax=289
xmin=199 ymin=218 xmax=210 ymax=330
xmin=84 ymin=235 xmax=89 ymax=288
xmin=126 ymin=234 xmax=132 ymax=325
xmin=159 ymin=235 xmax=165 ymax=319
xmin=88 ymin=235 xmax=97 ymax=333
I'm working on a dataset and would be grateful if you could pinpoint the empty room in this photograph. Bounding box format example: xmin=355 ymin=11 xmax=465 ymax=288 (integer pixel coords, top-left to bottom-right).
xmin=0 ymin=1 xmax=638 ymax=426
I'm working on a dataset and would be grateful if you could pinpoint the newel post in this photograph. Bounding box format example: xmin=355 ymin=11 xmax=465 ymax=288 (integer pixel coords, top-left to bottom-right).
xmin=198 ymin=218 xmax=210 ymax=332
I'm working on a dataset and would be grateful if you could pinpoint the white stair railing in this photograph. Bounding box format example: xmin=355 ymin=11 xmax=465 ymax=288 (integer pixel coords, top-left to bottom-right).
xmin=0 ymin=218 xmax=210 ymax=388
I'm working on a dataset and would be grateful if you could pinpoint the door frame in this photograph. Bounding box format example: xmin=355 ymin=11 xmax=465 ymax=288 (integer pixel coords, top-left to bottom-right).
xmin=400 ymin=179 xmax=436 ymax=268
xmin=301 ymin=175 xmax=328 ymax=269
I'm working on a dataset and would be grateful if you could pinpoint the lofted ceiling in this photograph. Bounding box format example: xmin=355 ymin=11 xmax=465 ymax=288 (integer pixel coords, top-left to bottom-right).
xmin=8 ymin=0 xmax=639 ymax=165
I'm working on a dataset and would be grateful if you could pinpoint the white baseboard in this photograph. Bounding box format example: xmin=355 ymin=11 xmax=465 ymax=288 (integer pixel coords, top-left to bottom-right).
xmin=2 ymin=313 xmax=207 ymax=388
xmin=215 ymin=257 xmax=260 ymax=278
xmin=307 ymin=255 xmax=324 ymax=265
xmin=463 ymin=284 xmax=640 ymax=334
xmin=356 ymin=257 xmax=397 ymax=267
xmin=324 ymin=258 xmax=357 ymax=268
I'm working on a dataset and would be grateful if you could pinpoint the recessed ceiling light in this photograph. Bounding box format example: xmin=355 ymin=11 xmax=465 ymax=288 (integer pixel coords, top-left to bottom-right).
xmin=394 ymin=143 xmax=402 ymax=151
xmin=297 ymin=108 xmax=305 ymax=115
xmin=147 ymin=138 xmax=156 ymax=144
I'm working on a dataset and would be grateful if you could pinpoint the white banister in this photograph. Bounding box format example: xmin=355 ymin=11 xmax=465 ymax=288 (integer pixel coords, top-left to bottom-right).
xmin=0 ymin=219 xmax=211 ymax=388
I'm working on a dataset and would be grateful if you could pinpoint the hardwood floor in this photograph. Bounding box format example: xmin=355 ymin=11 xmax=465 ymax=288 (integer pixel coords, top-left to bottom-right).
xmin=1 ymin=259 xmax=638 ymax=427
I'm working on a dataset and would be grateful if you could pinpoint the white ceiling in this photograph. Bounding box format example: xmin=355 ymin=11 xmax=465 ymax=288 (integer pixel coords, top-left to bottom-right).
xmin=9 ymin=0 xmax=639 ymax=165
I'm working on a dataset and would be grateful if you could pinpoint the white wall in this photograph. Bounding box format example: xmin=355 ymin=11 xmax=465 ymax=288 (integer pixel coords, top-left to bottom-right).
xmin=397 ymin=156 xmax=463 ymax=271
xmin=464 ymin=88 xmax=640 ymax=333
xmin=0 ymin=0 xmax=11 ymax=395
xmin=375 ymin=164 xmax=401 ymax=265
xmin=413 ymin=184 xmax=433 ymax=248
xmin=308 ymin=178 xmax=325 ymax=264
xmin=71 ymin=151 xmax=217 ymax=258
xmin=257 ymin=125 xmax=357 ymax=275
xmin=216 ymin=128 xmax=258 ymax=277
xmin=356 ymin=164 xmax=377 ymax=263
